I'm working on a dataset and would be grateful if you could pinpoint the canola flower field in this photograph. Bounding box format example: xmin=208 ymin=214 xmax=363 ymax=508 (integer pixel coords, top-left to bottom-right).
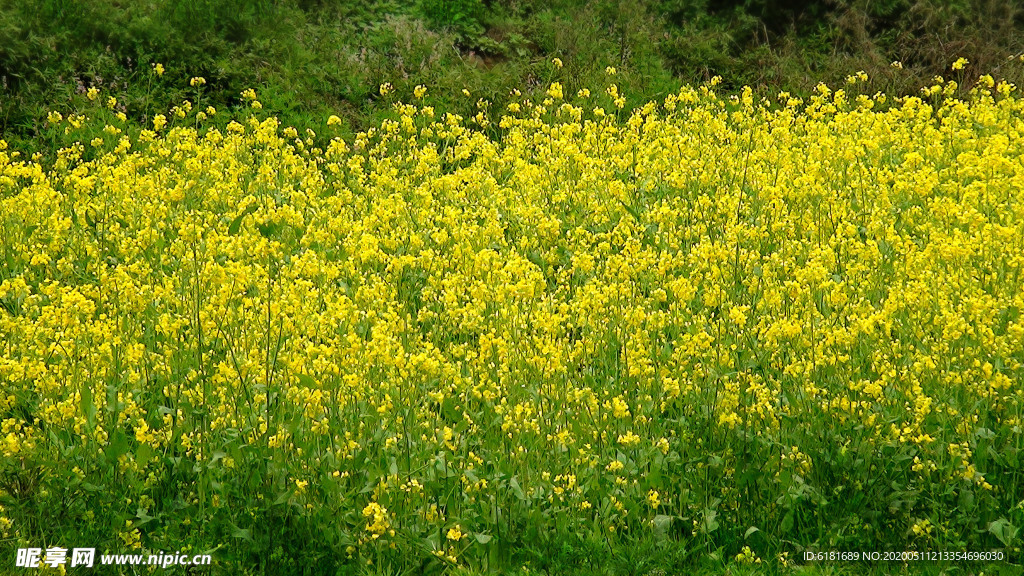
xmin=1 ymin=72 xmax=1023 ymax=574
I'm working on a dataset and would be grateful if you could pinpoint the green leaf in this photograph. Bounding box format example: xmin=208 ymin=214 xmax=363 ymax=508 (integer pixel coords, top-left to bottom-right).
xmin=257 ymin=221 xmax=280 ymax=239
xmin=81 ymin=385 xmax=96 ymax=427
xmin=441 ymin=397 xmax=460 ymax=422
xmin=136 ymin=443 xmax=154 ymax=467
xmin=745 ymin=526 xmax=760 ymax=539
xmin=652 ymin=514 xmax=673 ymax=536
xmin=434 ymin=453 xmax=450 ymax=477
xmin=509 ymin=476 xmax=526 ymax=501
xmin=988 ymin=518 xmax=1018 ymax=547
xmin=526 ymin=249 xmax=545 ymax=271
xmin=474 ymin=533 xmax=493 ymax=544
xmin=106 ymin=431 xmax=131 ymax=460
xmin=231 ymin=525 xmax=253 ymax=541
xmin=780 ymin=510 xmax=794 ymax=534
xmin=648 ymin=457 xmax=663 ymax=485
xmin=136 ymin=507 xmax=156 ymax=526
xmin=228 ymin=203 xmax=259 ymax=235
xmin=703 ymin=508 xmax=719 ymax=533
xmin=48 ymin=431 xmax=69 ymax=456
xmin=617 ymin=198 xmax=642 ymax=222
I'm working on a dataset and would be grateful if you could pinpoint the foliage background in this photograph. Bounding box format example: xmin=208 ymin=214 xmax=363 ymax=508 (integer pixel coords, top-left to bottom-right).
xmin=2 ymin=0 xmax=1024 ymax=148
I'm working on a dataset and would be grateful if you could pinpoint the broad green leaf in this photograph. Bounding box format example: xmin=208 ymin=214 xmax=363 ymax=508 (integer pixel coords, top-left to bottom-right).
xmin=136 ymin=443 xmax=154 ymax=467
xmin=228 ymin=203 xmax=259 ymax=235
xmin=231 ymin=525 xmax=253 ymax=541
xmin=510 ymin=477 xmax=526 ymax=501
xmin=988 ymin=518 xmax=1018 ymax=547
xmin=652 ymin=514 xmax=673 ymax=535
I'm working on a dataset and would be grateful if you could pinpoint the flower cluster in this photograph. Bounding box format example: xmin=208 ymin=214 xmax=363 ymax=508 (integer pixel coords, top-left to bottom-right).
xmin=2 ymin=73 xmax=1022 ymax=567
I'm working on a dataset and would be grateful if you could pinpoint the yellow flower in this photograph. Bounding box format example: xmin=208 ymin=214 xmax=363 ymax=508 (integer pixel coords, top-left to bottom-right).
xmin=617 ymin=431 xmax=641 ymax=446
xmin=552 ymin=57 xmax=563 ymax=68
xmin=610 ymin=396 xmax=630 ymax=419
xmin=86 ymin=87 xmax=99 ymax=101
xmin=646 ymin=490 xmax=660 ymax=509
xmin=152 ymin=62 xmax=165 ymax=76
xmin=362 ymin=502 xmax=390 ymax=537
xmin=655 ymin=437 xmax=670 ymax=454
xmin=911 ymin=519 xmax=933 ymax=536
xmin=190 ymin=76 xmax=207 ymax=87
xmin=729 ymin=305 xmax=749 ymax=327
xmin=952 ymin=57 xmax=969 ymax=71
xmin=414 ymin=85 xmax=427 ymax=99
xmin=736 ymin=545 xmax=761 ymax=564
xmin=5 ymin=63 xmax=1024 ymax=566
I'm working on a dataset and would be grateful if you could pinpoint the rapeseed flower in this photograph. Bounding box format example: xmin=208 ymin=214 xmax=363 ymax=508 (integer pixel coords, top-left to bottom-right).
xmin=3 ymin=71 xmax=1022 ymax=569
